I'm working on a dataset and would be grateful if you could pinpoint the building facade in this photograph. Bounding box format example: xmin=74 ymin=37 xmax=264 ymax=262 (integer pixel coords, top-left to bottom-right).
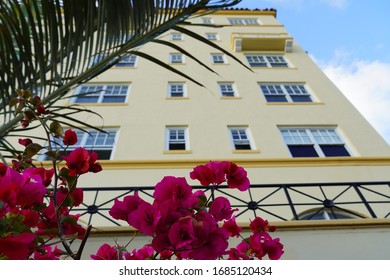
xmin=55 ymin=9 xmax=390 ymax=259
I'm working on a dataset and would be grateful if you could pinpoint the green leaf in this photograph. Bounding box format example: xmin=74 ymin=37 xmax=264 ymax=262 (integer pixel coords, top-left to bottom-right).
xmin=59 ymin=167 xmax=78 ymax=191
xmin=24 ymin=143 xmax=42 ymax=157
xmin=49 ymin=121 xmax=63 ymax=137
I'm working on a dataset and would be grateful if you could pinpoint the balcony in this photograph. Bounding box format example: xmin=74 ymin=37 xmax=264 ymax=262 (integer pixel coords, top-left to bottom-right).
xmin=232 ymin=32 xmax=294 ymax=52
xmin=71 ymin=181 xmax=390 ymax=227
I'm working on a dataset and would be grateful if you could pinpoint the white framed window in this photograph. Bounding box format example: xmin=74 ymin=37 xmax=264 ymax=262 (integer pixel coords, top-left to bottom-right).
xmin=205 ymin=33 xmax=219 ymax=40
xmin=168 ymin=83 xmax=185 ymax=97
xmin=166 ymin=127 xmax=188 ymax=150
xmin=211 ymin=54 xmax=226 ymax=64
xmin=259 ymin=83 xmax=313 ymax=102
xmin=115 ymin=55 xmax=137 ymax=67
xmin=246 ymin=54 xmax=289 ymax=68
xmin=170 ymin=53 xmax=184 ymax=64
xmin=280 ymin=127 xmax=351 ymax=157
xmin=218 ymin=82 xmax=236 ymax=97
xmin=202 ymin=17 xmax=213 ymax=24
xmin=44 ymin=128 xmax=118 ymax=160
xmin=170 ymin=33 xmax=183 ymax=41
xmin=73 ymin=84 xmax=129 ymax=103
xmin=229 ymin=127 xmax=254 ymax=150
xmin=228 ymin=18 xmax=259 ymax=25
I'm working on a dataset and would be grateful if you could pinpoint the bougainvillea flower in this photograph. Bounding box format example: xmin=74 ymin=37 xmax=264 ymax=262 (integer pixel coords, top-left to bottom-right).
xmin=125 ymin=245 xmax=155 ymax=260
xmin=209 ymin=196 xmax=237 ymax=222
xmin=23 ymin=167 xmax=54 ymax=187
xmin=153 ymin=176 xmax=193 ymax=209
xmin=250 ymin=217 xmax=276 ymax=233
xmin=188 ymin=227 xmax=229 ymax=260
xmin=190 ymin=161 xmax=226 ymax=186
xmin=223 ymin=161 xmax=250 ymax=191
xmin=18 ymin=138 xmax=33 ymax=147
xmin=168 ymin=216 xmax=196 ymax=250
xmin=90 ymin=244 xmax=119 ymax=260
xmin=32 ymin=246 xmax=62 ymax=260
xmin=249 ymin=232 xmax=284 ymax=260
xmin=263 ymin=236 xmax=284 ymax=260
xmin=62 ymin=147 xmax=91 ymax=176
xmin=56 ymin=187 xmax=84 ymax=207
xmin=222 ymin=216 xmax=242 ymax=237
xmin=127 ymin=202 xmax=161 ymax=236
xmin=109 ymin=194 xmax=144 ymax=221
xmin=62 ymin=129 xmax=78 ymax=146
xmin=88 ymin=151 xmax=102 ymax=173
xmin=0 ymin=232 xmax=36 ymax=260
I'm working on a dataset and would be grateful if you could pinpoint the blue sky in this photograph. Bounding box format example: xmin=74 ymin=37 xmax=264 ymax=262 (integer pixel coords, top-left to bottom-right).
xmin=233 ymin=0 xmax=390 ymax=145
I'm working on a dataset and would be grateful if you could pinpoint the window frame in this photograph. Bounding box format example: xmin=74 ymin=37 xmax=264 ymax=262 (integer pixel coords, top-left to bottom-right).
xmin=43 ymin=128 xmax=118 ymax=160
xmin=228 ymin=18 xmax=260 ymax=25
xmin=218 ymin=82 xmax=237 ymax=97
xmin=72 ymin=84 xmax=130 ymax=104
xmin=170 ymin=53 xmax=184 ymax=64
xmin=168 ymin=82 xmax=186 ymax=98
xmin=279 ymin=127 xmax=352 ymax=157
xmin=211 ymin=53 xmax=226 ymax=64
xmin=115 ymin=55 xmax=137 ymax=67
xmin=259 ymin=83 xmax=313 ymax=103
xmin=170 ymin=33 xmax=183 ymax=41
xmin=246 ymin=54 xmax=289 ymax=68
xmin=166 ymin=127 xmax=189 ymax=151
xmin=228 ymin=127 xmax=254 ymax=150
xmin=202 ymin=17 xmax=213 ymax=24
xmin=205 ymin=33 xmax=219 ymax=40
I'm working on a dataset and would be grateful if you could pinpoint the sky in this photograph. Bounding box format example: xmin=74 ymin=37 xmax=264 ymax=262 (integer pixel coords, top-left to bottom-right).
xmin=233 ymin=0 xmax=390 ymax=145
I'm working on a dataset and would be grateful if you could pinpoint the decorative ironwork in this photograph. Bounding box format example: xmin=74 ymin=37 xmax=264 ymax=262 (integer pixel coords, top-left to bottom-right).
xmin=71 ymin=182 xmax=390 ymax=226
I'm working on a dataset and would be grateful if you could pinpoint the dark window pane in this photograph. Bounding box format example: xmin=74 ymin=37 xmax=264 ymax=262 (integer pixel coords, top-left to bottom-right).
xmin=288 ymin=145 xmax=319 ymax=157
xmin=320 ymin=145 xmax=350 ymax=157
xmin=249 ymin=62 xmax=267 ymax=67
xmin=102 ymin=96 xmax=126 ymax=103
xmin=290 ymin=95 xmax=312 ymax=102
xmin=235 ymin=144 xmax=251 ymax=150
xmin=169 ymin=143 xmax=186 ymax=150
xmin=75 ymin=96 xmax=99 ymax=103
xmin=265 ymin=95 xmax=288 ymax=102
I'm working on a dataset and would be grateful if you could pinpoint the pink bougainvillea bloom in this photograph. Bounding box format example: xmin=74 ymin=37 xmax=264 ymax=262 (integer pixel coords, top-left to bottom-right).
xmin=249 ymin=232 xmax=284 ymax=260
xmin=222 ymin=216 xmax=242 ymax=237
xmin=32 ymin=246 xmax=62 ymax=260
xmin=109 ymin=194 xmax=144 ymax=221
xmin=0 ymin=232 xmax=36 ymax=260
xmin=91 ymin=244 xmax=119 ymax=260
xmin=263 ymin=237 xmax=284 ymax=260
xmin=23 ymin=167 xmax=54 ymax=187
xmin=88 ymin=151 xmax=102 ymax=173
xmin=127 ymin=202 xmax=161 ymax=236
xmin=18 ymin=138 xmax=33 ymax=147
xmin=63 ymin=147 xmax=91 ymax=176
xmin=223 ymin=161 xmax=250 ymax=191
xmin=56 ymin=187 xmax=84 ymax=207
xmin=188 ymin=227 xmax=229 ymax=260
xmin=63 ymin=129 xmax=78 ymax=146
xmin=0 ymin=162 xmax=7 ymax=176
xmin=190 ymin=161 xmax=226 ymax=186
xmin=250 ymin=217 xmax=276 ymax=233
xmin=153 ymin=176 xmax=193 ymax=209
xmin=36 ymin=104 xmax=48 ymax=115
xmin=209 ymin=196 xmax=237 ymax=222
xmin=19 ymin=209 xmax=40 ymax=228
xmin=125 ymin=245 xmax=154 ymax=260
xmin=168 ymin=216 xmax=196 ymax=250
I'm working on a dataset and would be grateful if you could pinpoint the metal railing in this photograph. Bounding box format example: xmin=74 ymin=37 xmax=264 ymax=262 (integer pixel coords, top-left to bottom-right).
xmin=71 ymin=181 xmax=390 ymax=226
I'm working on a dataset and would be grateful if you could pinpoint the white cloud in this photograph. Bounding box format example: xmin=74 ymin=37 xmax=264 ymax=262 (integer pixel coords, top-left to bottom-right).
xmin=317 ymin=54 xmax=390 ymax=144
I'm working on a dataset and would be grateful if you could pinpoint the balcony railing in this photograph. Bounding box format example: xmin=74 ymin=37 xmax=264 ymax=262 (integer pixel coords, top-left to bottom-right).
xmin=71 ymin=181 xmax=390 ymax=226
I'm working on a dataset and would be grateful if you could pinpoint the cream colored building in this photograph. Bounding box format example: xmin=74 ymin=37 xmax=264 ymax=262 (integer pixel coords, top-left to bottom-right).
xmin=51 ymin=9 xmax=390 ymax=259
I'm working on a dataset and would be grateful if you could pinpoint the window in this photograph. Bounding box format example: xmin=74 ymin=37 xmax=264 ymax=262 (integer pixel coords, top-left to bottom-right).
xmin=246 ymin=55 xmax=288 ymax=68
xmin=115 ymin=55 xmax=137 ymax=67
xmin=73 ymin=84 xmax=129 ymax=103
xmin=280 ymin=127 xmax=351 ymax=157
xmin=168 ymin=83 xmax=185 ymax=97
xmin=45 ymin=129 xmax=117 ymax=160
xmin=202 ymin=17 xmax=213 ymax=24
xmin=297 ymin=208 xmax=361 ymax=220
xmin=228 ymin=18 xmax=259 ymax=25
xmin=229 ymin=127 xmax=253 ymax=150
xmin=170 ymin=53 xmax=184 ymax=64
xmin=211 ymin=54 xmax=226 ymax=64
xmin=166 ymin=127 xmax=188 ymax=150
xmin=171 ymin=33 xmax=183 ymax=41
xmin=259 ymin=84 xmax=312 ymax=102
xmin=218 ymin=82 xmax=236 ymax=97
xmin=205 ymin=33 xmax=219 ymax=40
